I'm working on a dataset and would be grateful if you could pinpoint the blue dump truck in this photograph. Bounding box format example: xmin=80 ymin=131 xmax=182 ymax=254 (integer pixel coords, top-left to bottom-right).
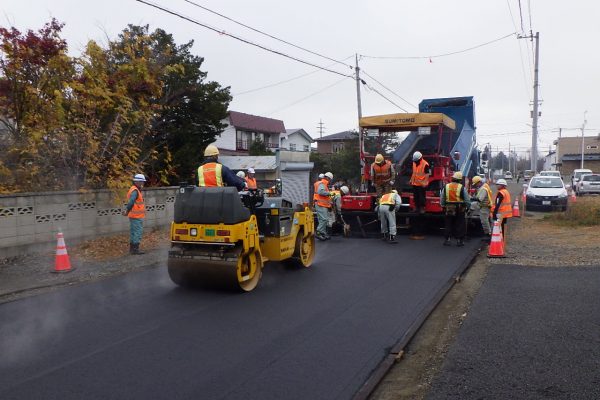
xmin=341 ymin=96 xmax=481 ymax=235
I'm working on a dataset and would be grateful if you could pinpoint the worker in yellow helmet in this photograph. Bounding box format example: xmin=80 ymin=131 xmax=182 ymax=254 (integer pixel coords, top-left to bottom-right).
xmin=370 ymin=153 xmax=395 ymax=198
xmin=471 ymin=175 xmax=493 ymax=242
xmin=378 ymin=188 xmax=402 ymax=244
xmin=440 ymin=172 xmax=471 ymax=246
xmin=197 ymin=144 xmax=246 ymax=190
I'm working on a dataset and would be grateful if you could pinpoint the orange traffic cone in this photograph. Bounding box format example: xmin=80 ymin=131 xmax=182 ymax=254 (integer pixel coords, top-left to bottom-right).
xmin=52 ymin=232 xmax=74 ymax=273
xmin=512 ymin=199 xmax=521 ymax=218
xmin=570 ymin=191 xmax=577 ymax=203
xmin=487 ymin=220 xmax=505 ymax=258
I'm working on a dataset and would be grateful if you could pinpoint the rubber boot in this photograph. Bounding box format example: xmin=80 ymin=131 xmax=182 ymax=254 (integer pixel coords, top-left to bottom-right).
xmin=132 ymin=243 xmax=145 ymax=255
xmin=381 ymin=233 xmax=388 ymax=241
xmin=388 ymin=235 xmax=398 ymax=244
xmin=457 ymin=238 xmax=465 ymax=247
xmin=129 ymin=242 xmax=135 ymax=255
xmin=443 ymin=238 xmax=451 ymax=246
xmin=316 ymin=232 xmax=327 ymax=241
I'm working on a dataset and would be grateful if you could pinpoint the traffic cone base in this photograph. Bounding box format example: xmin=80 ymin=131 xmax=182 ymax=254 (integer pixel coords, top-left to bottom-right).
xmin=487 ymin=220 xmax=505 ymax=258
xmin=52 ymin=232 xmax=74 ymax=273
xmin=512 ymin=199 xmax=521 ymax=218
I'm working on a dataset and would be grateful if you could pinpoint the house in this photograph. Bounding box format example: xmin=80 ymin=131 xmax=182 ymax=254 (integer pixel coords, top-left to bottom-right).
xmin=281 ymin=129 xmax=314 ymax=152
xmin=542 ymin=150 xmax=557 ymax=171
xmin=314 ymin=130 xmax=357 ymax=154
xmin=555 ymin=136 xmax=600 ymax=177
xmin=213 ymin=111 xmax=285 ymax=155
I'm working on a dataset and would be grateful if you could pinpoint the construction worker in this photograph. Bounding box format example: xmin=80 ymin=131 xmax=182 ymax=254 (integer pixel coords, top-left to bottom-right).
xmin=331 ymin=185 xmax=350 ymax=235
xmin=470 ymin=175 xmax=493 ymax=241
xmin=370 ymin=154 xmax=395 ymax=198
xmin=245 ymin=167 xmax=258 ymax=189
xmin=197 ymin=144 xmax=246 ymax=190
xmin=378 ymin=189 xmax=402 ymax=244
xmin=440 ymin=172 xmax=471 ymax=246
xmin=236 ymin=171 xmax=246 ymax=179
xmin=122 ymin=174 xmax=146 ymax=255
xmin=409 ymin=151 xmax=430 ymax=240
xmin=314 ymin=172 xmax=333 ymax=241
xmin=492 ymin=178 xmax=512 ymax=237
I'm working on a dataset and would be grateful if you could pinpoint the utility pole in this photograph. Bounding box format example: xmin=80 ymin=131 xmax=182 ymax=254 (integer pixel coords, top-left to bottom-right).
xmin=519 ymin=31 xmax=541 ymax=173
xmin=316 ymin=119 xmax=325 ymax=138
xmin=581 ymin=111 xmax=588 ymax=169
xmin=355 ymin=54 xmax=363 ymax=120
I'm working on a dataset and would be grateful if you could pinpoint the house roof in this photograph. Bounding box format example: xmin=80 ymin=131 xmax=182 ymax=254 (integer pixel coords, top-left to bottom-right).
xmin=228 ymin=111 xmax=285 ymax=134
xmin=219 ymin=155 xmax=277 ymax=172
xmin=285 ymin=128 xmax=314 ymax=143
xmin=314 ymin=130 xmax=357 ymax=142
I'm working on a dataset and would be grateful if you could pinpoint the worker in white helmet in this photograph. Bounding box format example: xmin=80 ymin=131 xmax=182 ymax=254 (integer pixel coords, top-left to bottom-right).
xmin=330 ymin=185 xmax=351 ymax=236
xmin=313 ymin=172 xmax=333 ymax=240
xmin=123 ymin=173 xmax=147 ymax=254
xmin=197 ymin=144 xmax=246 ymax=190
xmin=245 ymin=167 xmax=258 ymax=189
xmin=409 ymin=151 xmax=431 ymax=240
xmin=440 ymin=172 xmax=471 ymax=246
xmin=370 ymin=153 xmax=395 ymax=198
xmin=493 ymin=179 xmax=512 ymax=238
xmin=236 ymin=171 xmax=246 ymax=179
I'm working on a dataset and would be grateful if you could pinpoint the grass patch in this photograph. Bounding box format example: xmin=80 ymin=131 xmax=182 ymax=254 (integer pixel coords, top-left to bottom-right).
xmin=543 ymin=197 xmax=600 ymax=226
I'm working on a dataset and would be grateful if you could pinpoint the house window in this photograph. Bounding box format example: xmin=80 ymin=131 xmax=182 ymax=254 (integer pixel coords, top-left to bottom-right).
xmin=332 ymin=142 xmax=345 ymax=153
xmin=290 ymin=143 xmax=297 ymax=151
xmin=303 ymin=145 xmax=310 ymax=152
xmin=587 ymin=145 xmax=598 ymax=150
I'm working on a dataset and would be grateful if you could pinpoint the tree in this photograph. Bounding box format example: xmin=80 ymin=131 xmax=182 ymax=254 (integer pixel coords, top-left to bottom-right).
xmin=248 ymin=138 xmax=274 ymax=156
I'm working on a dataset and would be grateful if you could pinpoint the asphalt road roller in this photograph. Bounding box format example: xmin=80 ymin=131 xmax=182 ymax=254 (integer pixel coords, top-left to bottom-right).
xmin=167 ymin=186 xmax=315 ymax=292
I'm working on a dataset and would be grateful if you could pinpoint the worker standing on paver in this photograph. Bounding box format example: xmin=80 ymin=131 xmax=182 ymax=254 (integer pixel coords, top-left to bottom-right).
xmin=492 ymin=178 xmax=512 ymax=238
xmin=370 ymin=154 xmax=395 ymax=198
xmin=409 ymin=151 xmax=430 ymax=240
xmin=314 ymin=172 xmax=333 ymax=241
xmin=378 ymin=189 xmax=402 ymax=244
xmin=440 ymin=172 xmax=471 ymax=246
xmin=470 ymin=175 xmax=493 ymax=242
xmin=123 ymin=174 xmax=147 ymax=255
xmin=245 ymin=167 xmax=258 ymax=189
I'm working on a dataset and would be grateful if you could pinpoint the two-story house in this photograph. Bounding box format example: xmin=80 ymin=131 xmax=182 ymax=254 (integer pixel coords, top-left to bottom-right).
xmin=314 ymin=130 xmax=357 ymax=154
xmin=281 ymin=129 xmax=314 ymax=152
xmin=212 ymin=111 xmax=285 ymax=155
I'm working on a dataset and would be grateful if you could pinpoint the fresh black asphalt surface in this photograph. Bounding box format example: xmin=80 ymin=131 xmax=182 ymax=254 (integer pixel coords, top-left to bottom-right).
xmin=428 ymin=264 xmax=600 ymax=400
xmin=0 ymin=237 xmax=479 ymax=400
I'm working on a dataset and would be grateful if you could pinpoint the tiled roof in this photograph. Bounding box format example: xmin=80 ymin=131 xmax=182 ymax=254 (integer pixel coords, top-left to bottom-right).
xmin=228 ymin=111 xmax=285 ymax=134
xmin=314 ymin=130 xmax=357 ymax=142
xmin=285 ymin=128 xmax=314 ymax=143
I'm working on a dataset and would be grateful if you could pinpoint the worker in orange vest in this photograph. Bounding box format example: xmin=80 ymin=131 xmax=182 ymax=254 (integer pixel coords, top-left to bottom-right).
xmin=314 ymin=172 xmax=333 ymax=241
xmin=370 ymin=154 xmax=395 ymax=198
xmin=440 ymin=172 xmax=471 ymax=247
xmin=409 ymin=151 xmax=431 ymax=240
xmin=492 ymin=179 xmax=513 ymax=238
xmin=245 ymin=167 xmax=258 ymax=189
xmin=197 ymin=144 xmax=246 ymax=190
xmin=122 ymin=174 xmax=147 ymax=255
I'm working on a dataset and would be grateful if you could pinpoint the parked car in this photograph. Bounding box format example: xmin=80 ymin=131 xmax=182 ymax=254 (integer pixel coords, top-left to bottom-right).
xmin=571 ymin=168 xmax=592 ymax=189
xmin=540 ymin=170 xmax=561 ymax=178
xmin=525 ymin=176 xmax=568 ymax=211
xmin=523 ymin=170 xmax=534 ymax=181
xmin=576 ymin=173 xmax=600 ymax=196
xmin=504 ymin=171 xmax=513 ymax=180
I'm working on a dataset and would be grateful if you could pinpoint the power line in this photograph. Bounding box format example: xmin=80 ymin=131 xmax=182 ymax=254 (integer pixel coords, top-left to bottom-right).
xmin=360 ymin=69 xmax=417 ymax=110
xmin=183 ymin=0 xmax=353 ymax=70
xmin=134 ymin=0 xmax=353 ymax=78
xmin=233 ymin=55 xmax=353 ymax=96
xmin=362 ymin=81 xmax=409 ymax=112
xmin=360 ymin=32 xmax=516 ymax=60
xmin=517 ymin=0 xmax=525 ymax=32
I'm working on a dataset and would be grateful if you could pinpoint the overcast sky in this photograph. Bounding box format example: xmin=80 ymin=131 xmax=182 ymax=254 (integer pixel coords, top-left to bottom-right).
xmin=3 ymin=0 xmax=599 ymax=157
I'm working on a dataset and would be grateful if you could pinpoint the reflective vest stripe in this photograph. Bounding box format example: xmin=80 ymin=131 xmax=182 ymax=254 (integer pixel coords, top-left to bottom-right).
xmin=380 ymin=193 xmax=395 ymax=205
xmin=411 ymin=160 xmax=429 ymax=187
xmin=313 ymin=179 xmax=331 ymax=208
xmin=496 ymin=188 xmax=513 ymax=218
xmin=480 ymin=183 xmax=493 ymax=208
xmin=126 ymin=186 xmax=145 ymax=219
xmin=245 ymin=177 xmax=257 ymax=189
xmin=445 ymin=183 xmax=464 ymax=203
xmin=373 ymin=161 xmax=392 ymax=184
xmin=198 ymin=163 xmax=223 ymax=187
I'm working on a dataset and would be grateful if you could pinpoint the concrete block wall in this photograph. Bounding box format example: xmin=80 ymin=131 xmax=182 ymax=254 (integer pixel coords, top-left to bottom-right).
xmin=0 ymin=187 xmax=177 ymax=260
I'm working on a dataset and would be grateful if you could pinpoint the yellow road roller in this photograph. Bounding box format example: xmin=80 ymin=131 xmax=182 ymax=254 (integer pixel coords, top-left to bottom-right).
xmin=167 ymin=186 xmax=315 ymax=292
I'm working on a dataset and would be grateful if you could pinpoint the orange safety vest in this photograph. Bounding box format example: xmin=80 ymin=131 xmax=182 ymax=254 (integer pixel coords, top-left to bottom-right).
xmin=313 ymin=179 xmax=331 ymax=208
xmin=197 ymin=162 xmax=223 ymax=187
xmin=372 ymin=161 xmax=392 ymax=185
xmin=445 ymin=182 xmax=464 ymax=203
xmin=126 ymin=185 xmax=145 ymax=219
xmin=245 ymin=177 xmax=257 ymax=189
xmin=495 ymin=188 xmax=513 ymax=219
xmin=410 ymin=160 xmax=430 ymax=187
xmin=379 ymin=193 xmax=396 ymax=205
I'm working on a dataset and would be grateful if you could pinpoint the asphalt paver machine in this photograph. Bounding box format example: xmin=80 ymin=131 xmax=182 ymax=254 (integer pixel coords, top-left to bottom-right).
xmin=167 ymin=186 xmax=315 ymax=292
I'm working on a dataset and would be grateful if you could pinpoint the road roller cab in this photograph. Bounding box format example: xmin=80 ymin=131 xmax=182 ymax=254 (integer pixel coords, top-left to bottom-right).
xmin=168 ymin=185 xmax=315 ymax=292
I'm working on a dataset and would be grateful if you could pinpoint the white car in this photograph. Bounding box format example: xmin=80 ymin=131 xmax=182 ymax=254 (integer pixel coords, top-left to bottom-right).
xmin=525 ymin=176 xmax=568 ymax=212
xmin=571 ymin=168 xmax=592 ymax=189
xmin=504 ymin=171 xmax=513 ymax=180
xmin=539 ymin=171 xmax=561 ymax=178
